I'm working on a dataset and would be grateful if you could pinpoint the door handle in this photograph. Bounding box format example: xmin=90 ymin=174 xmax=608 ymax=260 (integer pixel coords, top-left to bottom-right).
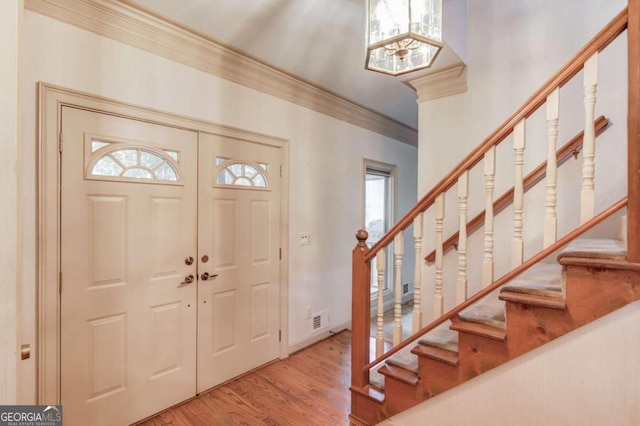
xmin=179 ymin=274 xmax=195 ymax=287
xmin=201 ymin=272 xmax=218 ymax=281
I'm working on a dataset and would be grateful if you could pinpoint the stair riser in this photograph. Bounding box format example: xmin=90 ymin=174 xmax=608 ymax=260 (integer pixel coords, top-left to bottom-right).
xmin=504 ymin=302 xmax=573 ymax=357
xmin=457 ymin=333 xmax=509 ymax=381
xmin=564 ymin=266 xmax=640 ymax=324
xmin=350 ymin=393 xmax=386 ymax=425
xmin=416 ymin=358 xmax=461 ymax=397
xmin=382 ymin=379 xmax=426 ymax=414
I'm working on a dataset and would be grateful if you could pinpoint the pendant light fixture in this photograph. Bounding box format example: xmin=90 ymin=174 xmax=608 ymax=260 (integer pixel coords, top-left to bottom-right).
xmin=365 ymin=0 xmax=443 ymax=76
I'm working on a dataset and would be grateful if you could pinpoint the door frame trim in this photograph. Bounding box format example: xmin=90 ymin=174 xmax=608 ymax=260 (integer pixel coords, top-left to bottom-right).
xmin=37 ymin=82 xmax=290 ymax=404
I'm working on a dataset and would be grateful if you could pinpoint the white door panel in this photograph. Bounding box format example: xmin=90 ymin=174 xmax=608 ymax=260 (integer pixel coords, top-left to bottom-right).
xmin=197 ymin=133 xmax=281 ymax=392
xmin=60 ymin=107 xmax=198 ymax=425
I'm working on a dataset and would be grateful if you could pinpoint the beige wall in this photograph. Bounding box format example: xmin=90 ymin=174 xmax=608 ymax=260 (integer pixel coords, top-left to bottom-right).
xmin=0 ymin=0 xmax=22 ymax=405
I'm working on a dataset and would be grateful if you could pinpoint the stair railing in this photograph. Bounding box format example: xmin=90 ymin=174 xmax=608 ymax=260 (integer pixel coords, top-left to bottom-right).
xmin=351 ymin=7 xmax=630 ymax=392
xmin=423 ymin=116 xmax=609 ymax=265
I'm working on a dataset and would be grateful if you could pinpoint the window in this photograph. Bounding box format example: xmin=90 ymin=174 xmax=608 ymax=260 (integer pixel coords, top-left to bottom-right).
xmin=87 ymin=140 xmax=181 ymax=184
xmin=215 ymin=158 xmax=269 ymax=189
xmin=364 ymin=161 xmax=396 ymax=294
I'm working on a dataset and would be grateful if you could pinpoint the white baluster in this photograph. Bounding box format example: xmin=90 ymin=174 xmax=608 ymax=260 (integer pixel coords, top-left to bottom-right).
xmin=483 ymin=146 xmax=496 ymax=288
xmin=512 ymin=119 xmax=526 ymax=268
xmin=457 ymin=171 xmax=469 ymax=304
xmin=545 ymin=87 xmax=560 ymax=247
xmin=581 ymin=52 xmax=598 ymax=224
xmin=393 ymin=232 xmax=404 ymax=345
xmin=412 ymin=213 xmax=423 ymax=333
xmin=434 ymin=193 xmax=445 ymax=319
xmin=375 ymin=249 xmax=386 ymax=358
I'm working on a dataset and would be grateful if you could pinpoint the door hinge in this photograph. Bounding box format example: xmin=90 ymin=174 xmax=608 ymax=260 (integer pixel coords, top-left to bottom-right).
xmin=279 ymin=330 xmax=282 ymax=342
xmin=280 ymin=165 xmax=282 ymax=177
xmin=58 ymin=133 xmax=63 ymax=153
xmin=59 ymin=272 xmax=62 ymax=293
xmin=279 ymin=248 xmax=282 ymax=260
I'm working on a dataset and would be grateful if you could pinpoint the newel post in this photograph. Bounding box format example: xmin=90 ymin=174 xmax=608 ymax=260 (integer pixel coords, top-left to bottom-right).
xmin=351 ymin=229 xmax=370 ymax=390
xmin=628 ymin=0 xmax=640 ymax=262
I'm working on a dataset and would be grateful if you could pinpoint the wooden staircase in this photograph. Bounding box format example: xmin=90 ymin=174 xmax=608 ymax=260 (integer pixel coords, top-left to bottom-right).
xmin=352 ymin=237 xmax=640 ymax=425
xmin=350 ymin=2 xmax=640 ymax=424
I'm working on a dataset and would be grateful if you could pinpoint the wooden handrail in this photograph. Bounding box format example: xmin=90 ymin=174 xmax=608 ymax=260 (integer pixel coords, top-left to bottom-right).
xmin=364 ymin=8 xmax=628 ymax=263
xmin=363 ymin=197 xmax=628 ymax=372
xmin=628 ymin=0 xmax=640 ymax=262
xmin=424 ymin=116 xmax=610 ymax=264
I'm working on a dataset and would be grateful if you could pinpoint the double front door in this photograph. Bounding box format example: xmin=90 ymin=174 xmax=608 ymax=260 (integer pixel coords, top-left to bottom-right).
xmin=60 ymin=107 xmax=281 ymax=425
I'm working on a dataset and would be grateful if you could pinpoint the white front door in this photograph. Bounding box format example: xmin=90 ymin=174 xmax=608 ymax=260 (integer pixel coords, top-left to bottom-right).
xmin=60 ymin=107 xmax=198 ymax=425
xmin=59 ymin=107 xmax=283 ymax=423
xmin=197 ymin=133 xmax=282 ymax=391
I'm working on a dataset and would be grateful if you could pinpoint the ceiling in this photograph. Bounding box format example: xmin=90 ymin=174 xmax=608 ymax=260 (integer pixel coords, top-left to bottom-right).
xmin=128 ymin=0 xmax=464 ymax=130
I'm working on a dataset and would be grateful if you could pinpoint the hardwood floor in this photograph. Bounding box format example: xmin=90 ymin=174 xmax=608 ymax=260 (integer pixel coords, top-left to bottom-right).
xmin=138 ymin=330 xmax=351 ymax=426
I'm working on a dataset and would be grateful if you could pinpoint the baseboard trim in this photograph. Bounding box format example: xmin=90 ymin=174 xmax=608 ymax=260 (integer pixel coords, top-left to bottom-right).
xmin=287 ymin=320 xmax=351 ymax=356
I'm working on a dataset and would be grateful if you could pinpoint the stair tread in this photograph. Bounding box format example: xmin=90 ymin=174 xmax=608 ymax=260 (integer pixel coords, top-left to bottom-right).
xmin=418 ymin=323 xmax=458 ymax=352
xmin=450 ymin=320 xmax=507 ymax=341
xmin=378 ymin=364 xmax=420 ymax=386
xmin=558 ymin=238 xmax=626 ymax=261
xmin=499 ymin=290 xmax=567 ymax=310
xmin=386 ymin=345 xmax=419 ymax=372
xmin=459 ymin=287 xmax=505 ymax=329
xmin=412 ymin=343 xmax=459 ymax=366
xmin=501 ymin=262 xmax=564 ymax=298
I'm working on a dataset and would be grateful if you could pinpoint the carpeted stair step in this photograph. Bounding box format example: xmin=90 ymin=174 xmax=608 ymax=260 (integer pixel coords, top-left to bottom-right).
xmin=417 ymin=322 xmax=458 ymax=354
xmin=450 ymin=320 xmax=506 ymax=341
xmin=386 ymin=345 xmax=419 ymax=372
xmin=458 ymin=287 xmax=505 ymax=329
xmin=378 ymin=364 xmax=419 ymax=386
xmin=370 ymin=344 xmax=418 ymax=390
xmin=412 ymin=343 xmax=458 ymax=366
xmin=557 ymin=238 xmax=626 ymax=261
xmin=500 ymin=263 xmax=565 ymax=309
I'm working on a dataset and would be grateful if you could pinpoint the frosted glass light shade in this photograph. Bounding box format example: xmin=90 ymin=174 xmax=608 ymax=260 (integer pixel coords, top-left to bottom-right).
xmin=365 ymin=0 xmax=443 ymax=76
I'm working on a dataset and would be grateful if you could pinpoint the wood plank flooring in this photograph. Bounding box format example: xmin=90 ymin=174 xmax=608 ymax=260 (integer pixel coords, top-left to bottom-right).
xmin=138 ymin=330 xmax=351 ymax=426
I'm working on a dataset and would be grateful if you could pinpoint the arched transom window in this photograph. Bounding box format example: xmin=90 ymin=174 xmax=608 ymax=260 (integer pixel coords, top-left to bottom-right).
xmin=87 ymin=140 xmax=181 ymax=184
xmin=215 ymin=157 xmax=269 ymax=189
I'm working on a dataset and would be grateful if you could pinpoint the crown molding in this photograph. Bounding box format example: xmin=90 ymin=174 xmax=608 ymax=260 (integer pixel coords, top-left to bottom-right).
xmin=24 ymin=0 xmax=418 ymax=145
xmin=409 ymin=63 xmax=468 ymax=103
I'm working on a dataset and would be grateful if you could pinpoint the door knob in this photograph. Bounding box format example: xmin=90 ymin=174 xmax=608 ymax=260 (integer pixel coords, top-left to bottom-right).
xmin=201 ymin=272 xmax=218 ymax=281
xmin=179 ymin=274 xmax=195 ymax=286
xmin=185 ymin=256 xmax=194 ymax=265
